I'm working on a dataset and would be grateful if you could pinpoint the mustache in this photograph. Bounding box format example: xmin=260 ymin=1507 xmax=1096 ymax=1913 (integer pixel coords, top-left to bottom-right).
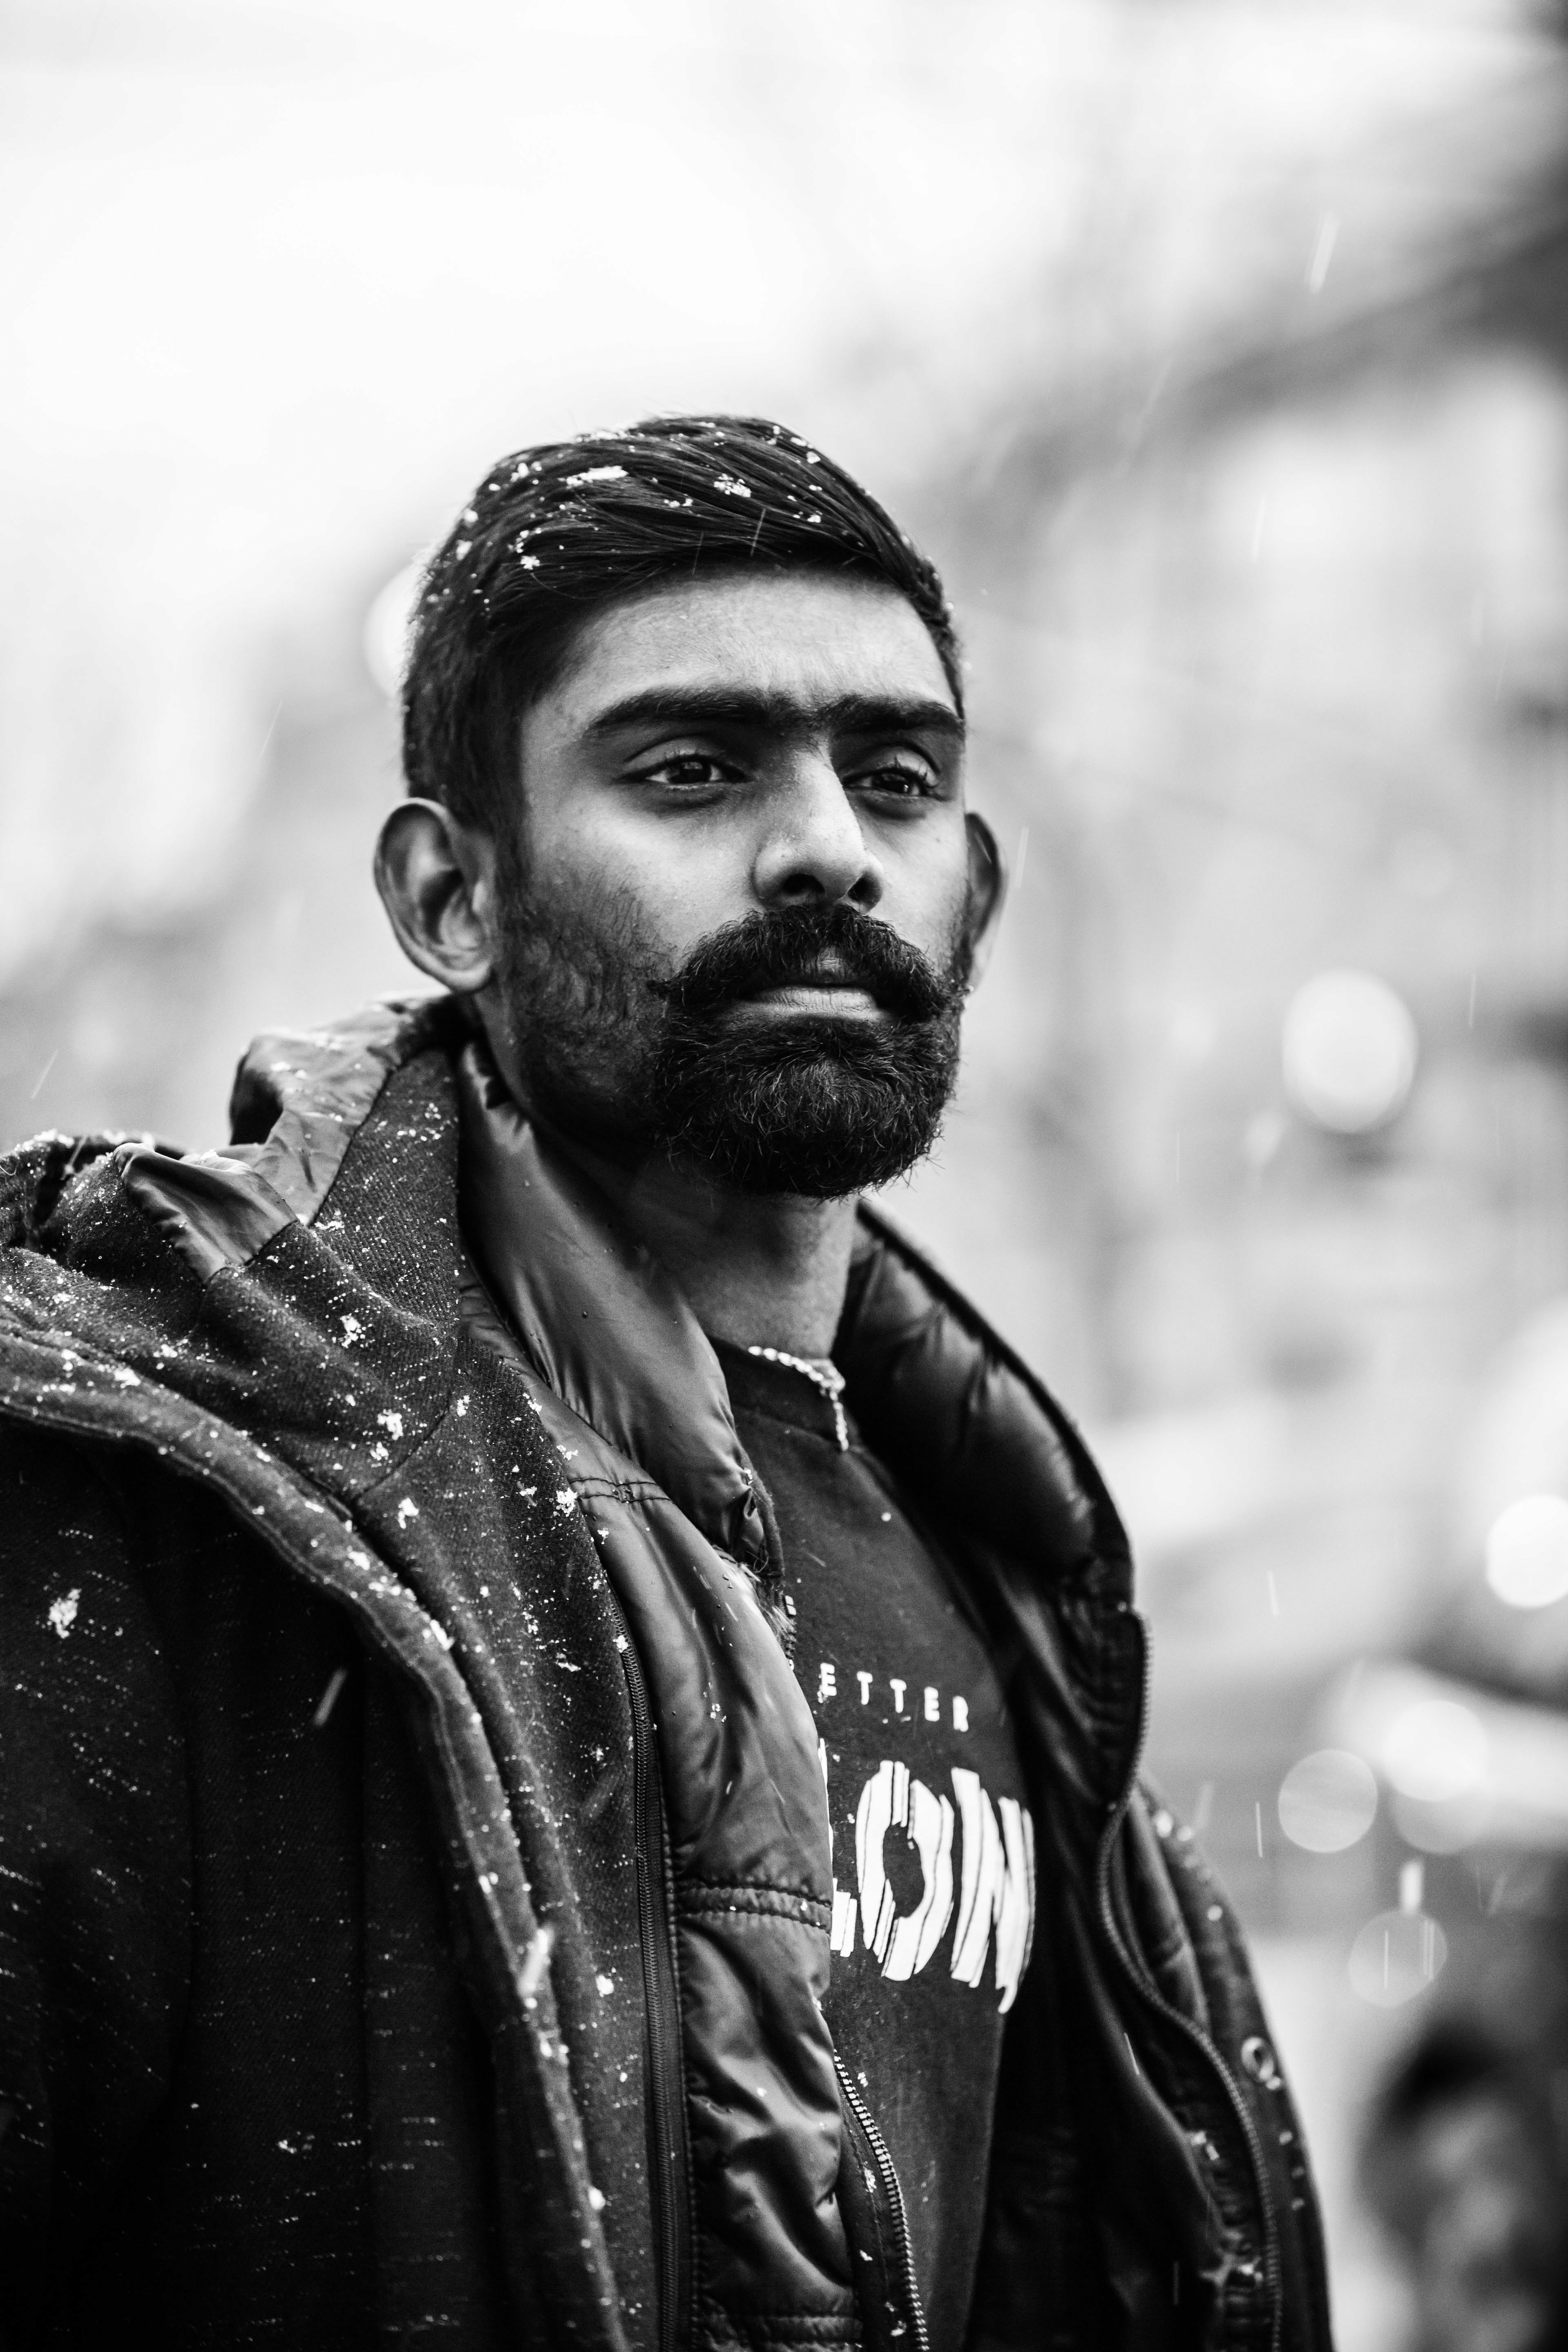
xmin=652 ymin=902 xmax=964 ymax=1025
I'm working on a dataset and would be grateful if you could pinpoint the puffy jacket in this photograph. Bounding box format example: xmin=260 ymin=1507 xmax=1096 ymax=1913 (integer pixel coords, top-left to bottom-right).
xmin=0 ymin=996 xmax=1332 ymax=2352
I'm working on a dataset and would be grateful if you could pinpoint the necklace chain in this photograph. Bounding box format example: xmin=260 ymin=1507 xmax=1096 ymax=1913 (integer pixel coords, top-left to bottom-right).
xmin=745 ymin=1345 xmax=849 ymax=1452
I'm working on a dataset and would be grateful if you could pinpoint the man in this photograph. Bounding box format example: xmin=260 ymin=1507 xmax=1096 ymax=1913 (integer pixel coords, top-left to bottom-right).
xmin=0 ymin=416 xmax=1330 ymax=2350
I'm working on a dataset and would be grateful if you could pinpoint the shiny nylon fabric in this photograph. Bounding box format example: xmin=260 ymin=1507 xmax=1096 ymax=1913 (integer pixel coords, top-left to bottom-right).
xmin=836 ymin=1223 xmax=1334 ymax=2352
xmin=459 ymin=1054 xmax=858 ymax=2343
xmin=502 ymin=1363 xmax=858 ymax=2345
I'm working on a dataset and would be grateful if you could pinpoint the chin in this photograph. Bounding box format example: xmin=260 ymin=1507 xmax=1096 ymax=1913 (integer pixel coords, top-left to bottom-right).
xmin=668 ymin=1066 xmax=953 ymax=1198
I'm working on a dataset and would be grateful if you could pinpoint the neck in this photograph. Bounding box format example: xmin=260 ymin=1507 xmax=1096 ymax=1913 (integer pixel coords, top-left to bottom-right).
xmin=471 ymin=998 xmax=858 ymax=1355
xmin=560 ymin=1135 xmax=858 ymax=1359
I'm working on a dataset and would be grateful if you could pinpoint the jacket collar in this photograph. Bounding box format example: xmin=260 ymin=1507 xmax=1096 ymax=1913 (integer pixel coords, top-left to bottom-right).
xmin=455 ymin=1036 xmax=771 ymax=1570
xmin=453 ymin=1026 xmax=1126 ymax=1608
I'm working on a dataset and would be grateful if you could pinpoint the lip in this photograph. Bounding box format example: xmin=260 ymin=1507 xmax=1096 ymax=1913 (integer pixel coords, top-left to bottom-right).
xmin=735 ymin=982 xmax=884 ymax=1018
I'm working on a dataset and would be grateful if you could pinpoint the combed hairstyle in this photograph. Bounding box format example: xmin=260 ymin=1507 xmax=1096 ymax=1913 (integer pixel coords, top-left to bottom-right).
xmin=401 ymin=414 xmax=963 ymax=833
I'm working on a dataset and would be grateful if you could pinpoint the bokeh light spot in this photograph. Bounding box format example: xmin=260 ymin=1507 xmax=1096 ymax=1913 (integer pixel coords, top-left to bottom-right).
xmin=1281 ymin=968 xmax=1418 ymax=1134
xmin=1277 ymin=1747 xmax=1378 ymax=1852
xmin=1354 ymin=1900 xmax=1448 ymax=2013
xmin=1348 ymin=1908 xmax=1447 ymax=2008
xmin=1391 ymin=1788 xmax=1489 ymax=1855
xmin=1381 ymin=1699 xmax=1488 ymax=1803
xmin=1485 ymin=1493 xmax=1568 ymax=1609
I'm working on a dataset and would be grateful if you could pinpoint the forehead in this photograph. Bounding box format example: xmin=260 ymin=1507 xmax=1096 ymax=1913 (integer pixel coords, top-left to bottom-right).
xmin=540 ymin=571 xmax=958 ymax=728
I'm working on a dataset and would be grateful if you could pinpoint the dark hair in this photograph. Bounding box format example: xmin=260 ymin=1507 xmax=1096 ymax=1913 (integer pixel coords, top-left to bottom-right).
xmin=401 ymin=414 xmax=962 ymax=831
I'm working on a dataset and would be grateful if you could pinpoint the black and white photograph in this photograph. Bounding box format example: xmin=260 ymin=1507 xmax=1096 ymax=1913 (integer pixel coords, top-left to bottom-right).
xmin=4 ymin=7 xmax=1568 ymax=2349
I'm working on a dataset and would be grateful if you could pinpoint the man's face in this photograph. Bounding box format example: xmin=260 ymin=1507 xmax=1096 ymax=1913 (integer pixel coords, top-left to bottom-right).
xmin=486 ymin=570 xmax=976 ymax=1197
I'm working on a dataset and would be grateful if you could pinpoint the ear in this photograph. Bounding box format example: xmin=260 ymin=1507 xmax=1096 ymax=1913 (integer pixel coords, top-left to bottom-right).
xmin=374 ymin=799 xmax=498 ymax=992
xmin=963 ymin=811 xmax=1006 ymax=984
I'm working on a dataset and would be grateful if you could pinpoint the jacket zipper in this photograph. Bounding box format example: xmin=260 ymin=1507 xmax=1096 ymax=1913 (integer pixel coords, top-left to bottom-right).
xmin=1095 ymin=1614 xmax=1283 ymax=2352
xmin=618 ymin=1622 xmax=690 ymax=2352
xmin=833 ymin=2050 xmax=930 ymax=2352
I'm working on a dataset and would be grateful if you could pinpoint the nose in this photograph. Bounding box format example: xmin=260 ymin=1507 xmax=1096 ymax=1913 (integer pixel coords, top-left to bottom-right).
xmin=752 ymin=753 xmax=885 ymax=912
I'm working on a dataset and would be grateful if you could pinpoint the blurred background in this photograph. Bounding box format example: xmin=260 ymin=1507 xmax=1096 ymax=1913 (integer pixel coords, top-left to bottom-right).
xmin=8 ymin=1 xmax=1568 ymax=2343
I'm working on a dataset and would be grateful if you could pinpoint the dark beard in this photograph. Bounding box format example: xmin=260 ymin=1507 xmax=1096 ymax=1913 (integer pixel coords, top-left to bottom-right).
xmin=496 ymin=884 xmax=969 ymax=1199
xmin=647 ymin=901 xmax=966 ymax=1194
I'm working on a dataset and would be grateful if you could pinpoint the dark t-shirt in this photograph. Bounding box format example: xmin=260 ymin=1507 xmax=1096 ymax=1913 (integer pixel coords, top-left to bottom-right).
xmin=713 ymin=1343 xmax=1037 ymax=2352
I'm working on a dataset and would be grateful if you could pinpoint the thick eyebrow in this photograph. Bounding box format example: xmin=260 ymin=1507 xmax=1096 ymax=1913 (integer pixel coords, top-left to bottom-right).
xmin=582 ymin=686 xmax=966 ymax=746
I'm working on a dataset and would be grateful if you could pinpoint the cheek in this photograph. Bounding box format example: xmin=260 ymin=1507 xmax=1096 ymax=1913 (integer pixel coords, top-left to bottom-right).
xmin=538 ymin=826 xmax=740 ymax=974
xmin=893 ymin=837 xmax=972 ymax=962
xmin=516 ymin=850 xmax=689 ymax=1004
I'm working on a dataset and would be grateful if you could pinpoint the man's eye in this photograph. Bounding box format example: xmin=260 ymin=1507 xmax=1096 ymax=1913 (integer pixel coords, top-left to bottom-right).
xmin=850 ymin=760 xmax=939 ymax=800
xmin=635 ymin=753 xmax=738 ymax=789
